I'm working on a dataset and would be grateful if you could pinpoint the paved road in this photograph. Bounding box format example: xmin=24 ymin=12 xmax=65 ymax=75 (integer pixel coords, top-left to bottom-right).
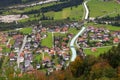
xmin=17 ymin=35 xmax=27 ymax=68
xmin=70 ymin=1 xmax=89 ymax=62
xmin=84 ymin=1 xmax=89 ymax=20
xmin=70 ymin=27 xmax=86 ymax=61
xmin=6 ymin=39 xmax=11 ymax=46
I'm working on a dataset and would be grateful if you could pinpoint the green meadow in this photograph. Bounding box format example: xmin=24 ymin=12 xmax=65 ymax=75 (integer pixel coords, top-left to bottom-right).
xmin=84 ymin=46 xmax=112 ymax=57
xmin=45 ymin=5 xmax=84 ymax=20
xmin=88 ymin=0 xmax=120 ymax=17
xmin=41 ymin=32 xmax=53 ymax=48
xmin=19 ymin=27 xmax=32 ymax=34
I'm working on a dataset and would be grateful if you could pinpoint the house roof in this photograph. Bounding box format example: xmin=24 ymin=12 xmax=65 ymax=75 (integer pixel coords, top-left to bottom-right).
xmin=13 ymin=34 xmax=23 ymax=40
xmin=10 ymin=53 xmax=15 ymax=58
xmin=62 ymin=27 xmax=68 ymax=32
xmin=91 ymin=48 xmax=97 ymax=52
xmin=104 ymin=37 xmax=109 ymax=41
xmin=49 ymin=49 xmax=55 ymax=55
xmin=43 ymin=57 xmax=50 ymax=62
xmin=114 ymin=38 xmax=119 ymax=42
xmin=20 ymin=52 xmax=24 ymax=57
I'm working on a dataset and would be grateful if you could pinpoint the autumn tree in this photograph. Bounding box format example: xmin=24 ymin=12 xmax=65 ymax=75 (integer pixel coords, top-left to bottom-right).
xmin=100 ymin=44 xmax=120 ymax=68
xmin=89 ymin=60 xmax=117 ymax=80
xmin=69 ymin=56 xmax=84 ymax=77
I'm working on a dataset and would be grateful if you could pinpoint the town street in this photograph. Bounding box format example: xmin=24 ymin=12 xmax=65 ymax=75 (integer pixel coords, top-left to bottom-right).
xmin=70 ymin=27 xmax=86 ymax=61
xmin=6 ymin=39 xmax=11 ymax=46
xmin=17 ymin=35 xmax=27 ymax=68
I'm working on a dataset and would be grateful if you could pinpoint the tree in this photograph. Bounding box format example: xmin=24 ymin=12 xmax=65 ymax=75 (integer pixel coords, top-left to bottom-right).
xmin=69 ymin=56 xmax=83 ymax=77
xmin=100 ymin=44 xmax=120 ymax=68
xmin=89 ymin=61 xmax=117 ymax=80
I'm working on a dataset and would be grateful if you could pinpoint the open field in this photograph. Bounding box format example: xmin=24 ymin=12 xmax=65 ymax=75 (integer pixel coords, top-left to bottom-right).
xmin=45 ymin=5 xmax=83 ymax=20
xmin=9 ymin=39 xmax=15 ymax=45
xmin=2 ymin=47 xmax=11 ymax=53
xmin=19 ymin=27 xmax=32 ymax=34
xmin=88 ymin=0 xmax=120 ymax=17
xmin=68 ymin=27 xmax=79 ymax=35
xmin=41 ymin=32 xmax=53 ymax=48
xmin=84 ymin=46 xmax=112 ymax=57
xmin=2 ymin=56 xmax=9 ymax=68
xmin=34 ymin=54 xmax=42 ymax=62
xmin=0 ymin=44 xmax=11 ymax=53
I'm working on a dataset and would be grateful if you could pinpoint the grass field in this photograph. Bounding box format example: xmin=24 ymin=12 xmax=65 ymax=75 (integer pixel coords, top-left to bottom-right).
xmin=34 ymin=54 xmax=42 ymax=62
xmin=2 ymin=56 xmax=9 ymax=68
xmin=2 ymin=47 xmax=11 ymax=53
xmin=19 ymin=27 xmax=32 ymax=34
xmin=54 ymin=32 xmax=67 ymax=37
xmin=45 ymin=4 xmax=83 ymax=20
xmin=68 ymin=27 xmax=79 ymax=35
xmin=86 ymin=22 xmax=120 ymax=31
xmin=84 ymin=46 xmax=112 ymax=57
xmin=9 ymin=39 xmax=15 ymax=45
xmin=41 ymin=32 xmax=53 ymax=48
xmin=88 ymin=0 xmax=120 ymax=17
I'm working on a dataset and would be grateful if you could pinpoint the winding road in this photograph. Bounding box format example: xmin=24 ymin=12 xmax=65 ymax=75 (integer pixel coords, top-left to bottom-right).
xmin=6 ymin=39 xmax=11 ymax=46
xmin=70 ymin=27 xmax=86 ymax=61
xmin=70 ymin=1 xmax=89 ymax=62
xmin=84 ymin=1 xmax=89 ymax=20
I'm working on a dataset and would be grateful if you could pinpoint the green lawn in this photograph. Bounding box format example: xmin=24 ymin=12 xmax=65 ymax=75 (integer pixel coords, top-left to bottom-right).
xmin=84 ymin=46 xmax=112 ymax=57
xmin=86 ymin=22 xmax=120 ymax=31
xmin=2 ymin=47 xmax=11 ymax=53
xmin=54 ymin=32 xmax=67 ymax=37
xmin=88 ymin=0 xmax=120 ymax=17
xmin=68 ymin=27 xmax=79 ymax=35
xmin=9 ymin=39 xmax=15 ymax=45
xmin=34 ymin=54 xmax=42 ymax=62
xmin=45 ymin=4 xmax=83 ymax=20
xmin=41 ymin=32 xmax=53 ymax=48
xmin=0 ymin=45 xmax=11 ymax=53
xmin=2 ymin=56 xmax=9 ymax=68
xmin=19 ymin=27 xmax=32 ymax=34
